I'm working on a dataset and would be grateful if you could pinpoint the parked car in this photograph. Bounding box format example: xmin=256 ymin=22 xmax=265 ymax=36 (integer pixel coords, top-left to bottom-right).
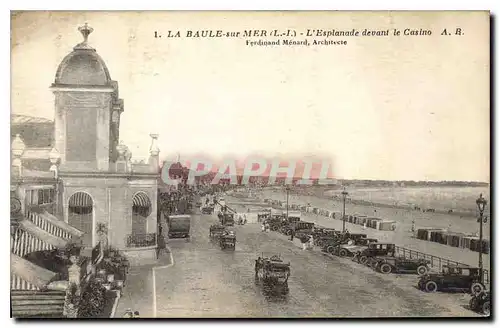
xmin=292 ymin=221 xmax=315 ymax=239
xmin=352 ymin=243 xmax=396 ymax=265
xmin=469 ymin=291 xmax=490 ymax=316
xmin=417 ymin=265 xmax=486 ymax=294
xmin=373 ymin=256 xmax=431 ymax=275
xmin=333 ymin=238 xmax=378 ymax=257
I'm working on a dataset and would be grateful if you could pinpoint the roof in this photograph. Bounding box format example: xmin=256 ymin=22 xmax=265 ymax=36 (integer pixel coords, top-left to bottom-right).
xmin=54 ymin=24 xmax=112 ymax=86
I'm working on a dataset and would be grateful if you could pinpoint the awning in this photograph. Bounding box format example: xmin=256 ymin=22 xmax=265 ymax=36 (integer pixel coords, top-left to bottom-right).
xmin=68 ymin=192 xmax=93 ymax=208
xmin=133 ymin=192 xmax=151 ymax=208
xmin=11 ymin=253 xmax=57 ymax=289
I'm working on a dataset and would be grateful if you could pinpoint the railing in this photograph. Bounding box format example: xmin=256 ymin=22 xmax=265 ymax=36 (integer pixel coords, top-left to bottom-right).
xmin=395 ymin=246 xmax=490 ymax=284
xmin=126 ymin=233 xmax=157 ymax=248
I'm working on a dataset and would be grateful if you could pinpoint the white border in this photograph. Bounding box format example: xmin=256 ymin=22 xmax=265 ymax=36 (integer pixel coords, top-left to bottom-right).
xmin=3 ymin=2 xmax=498 ymax=328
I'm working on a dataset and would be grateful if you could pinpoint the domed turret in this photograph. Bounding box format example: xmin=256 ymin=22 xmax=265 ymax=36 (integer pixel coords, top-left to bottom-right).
xmin=54 ymin=23 xmax=111 ymax=86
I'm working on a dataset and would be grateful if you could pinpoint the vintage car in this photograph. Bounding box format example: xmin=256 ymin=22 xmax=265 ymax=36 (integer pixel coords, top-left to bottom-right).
xmin=167 ymin=215 xmax=191 ymax=240
xmin=312 ymin=227 xmax=338 ymax=242
xmin=219 ymin=231 xmax=236 ymax=250
xmin=469 ymin=291 xmax=490 ymax=316
xmin=321 ymin=235 xmax=348 ymax=254
xmin=209 ymin=224 xmax=227 ymax=239
xmin=333 ymin=238 xmax=379 ymax=257
xmin=352 ymin=243 xmax=396 ymax=265
xmin=267 ymin=216 xmax=286 ymax=231
xmin=290 ymin=221 xmax=315 ymax=238
xmin=219 ymin=213 xmax=235 ymax=226
xmin=417 ymin=265 xmax=486 ymax=294
xmin=201 ymin=205 xmax=214 ymax=215
xmin=372 ymin=256 xmax=431 ymax=275
xmin=278 ymin=214 xmax=302 ymax=235
xmin=255 ymin=255 xmax=291 ymax=287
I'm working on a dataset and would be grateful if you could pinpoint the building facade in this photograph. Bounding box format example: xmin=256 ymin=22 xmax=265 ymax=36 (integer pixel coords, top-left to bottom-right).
xmin=11 ymin=23 xmax=160 ymax=263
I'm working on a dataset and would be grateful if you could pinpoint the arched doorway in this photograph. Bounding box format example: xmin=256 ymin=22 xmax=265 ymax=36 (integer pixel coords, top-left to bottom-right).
xmin=132 ymin=192 xmax=152 ymax=236
xmin=68 ymin=192 xmax=93 ymax=247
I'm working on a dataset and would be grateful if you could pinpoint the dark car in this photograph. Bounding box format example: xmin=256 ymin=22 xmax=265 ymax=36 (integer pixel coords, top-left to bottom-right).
xmin=201 ymin=206 xmax=214 ymax=214
xmin=209 ymin=224 xmax=226 ymax=239
xmin=353 ymin=243 xmax=396 ymax=265
xmin=417 ymin=265 xmax=486 ymax=294
xmin=219 ymin=231 xmax=236 ymax=250
xmin=469 ymin=291 xmax=490 ymax=316
xmin=220 ymin=213 xmax=235 ymax=226
xmin=373 ymin=256 xmax=431 ymax=275
xmin=255 ymin=255 xmax=290 ymax=288
xmin=312 ymin=228 xmax=338 ymax=245
xmin=279 ymin=215 xmax=301 ymax=235
xmin=292 ymin=221 xmax=315 ymax=239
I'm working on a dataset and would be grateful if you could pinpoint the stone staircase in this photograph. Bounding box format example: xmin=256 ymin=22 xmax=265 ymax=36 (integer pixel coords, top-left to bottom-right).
xmin=11 ymin=290 xmax=65 ymax=318
xmin=10 ymin=210 xmax=85 ymax=318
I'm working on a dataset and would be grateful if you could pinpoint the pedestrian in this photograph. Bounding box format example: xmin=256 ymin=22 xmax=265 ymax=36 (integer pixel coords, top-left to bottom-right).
xmin=300 ymin=235 xmax=309 ymax=250
xmin=156 ymin=231 xmax=167 ymax=259
xmin=261 ymin=221 xmax=266 ymax=232
xmin=290 ymin=228 xmax=295 ymax=241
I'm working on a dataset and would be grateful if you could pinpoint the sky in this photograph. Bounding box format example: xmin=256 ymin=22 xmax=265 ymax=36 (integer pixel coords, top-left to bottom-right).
xmin=11 ymin=11 xmax=490 ymax=182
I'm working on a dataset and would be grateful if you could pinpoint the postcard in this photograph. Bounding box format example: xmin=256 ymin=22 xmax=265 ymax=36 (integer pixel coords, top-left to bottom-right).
xmin=10 ymin=11 xmax=490 ymax=318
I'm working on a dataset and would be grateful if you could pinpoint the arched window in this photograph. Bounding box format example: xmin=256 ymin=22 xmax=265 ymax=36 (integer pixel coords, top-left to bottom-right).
xmin=132 ymin=192 xmax=151 ymax=236
xmin=68 ymin=192 xmax=93 ymax=247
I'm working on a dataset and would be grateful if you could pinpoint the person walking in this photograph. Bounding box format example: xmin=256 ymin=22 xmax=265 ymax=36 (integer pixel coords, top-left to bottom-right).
xmin=156 ymin=230 xmax=167 ymax=259
xmin=290 ymin=228 xmax=295 ymax=241
xmin=300 ymin=234 xmax=309 ymax=250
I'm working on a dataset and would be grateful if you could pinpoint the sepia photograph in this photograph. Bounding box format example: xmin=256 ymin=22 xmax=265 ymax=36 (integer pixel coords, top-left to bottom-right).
xmin=9 ymin=10 xmax=490 ymax=319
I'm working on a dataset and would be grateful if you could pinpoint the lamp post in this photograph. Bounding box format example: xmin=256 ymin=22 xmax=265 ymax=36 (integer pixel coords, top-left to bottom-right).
xmin=341 ymin=187 xmax=348 ymax=232
xmin=285 ymin=186 xmax=290 ymax=219
xmin=476 ymin=193 xmax=487 ymax=284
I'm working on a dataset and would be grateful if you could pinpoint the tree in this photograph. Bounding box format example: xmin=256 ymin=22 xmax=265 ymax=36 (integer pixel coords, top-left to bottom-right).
xmin=96 ymin=223 xmax=109 ymax=251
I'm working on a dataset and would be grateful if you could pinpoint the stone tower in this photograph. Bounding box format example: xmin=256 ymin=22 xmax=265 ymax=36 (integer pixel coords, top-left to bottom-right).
xmin=51 ymin=23 xmax=124 ymax=172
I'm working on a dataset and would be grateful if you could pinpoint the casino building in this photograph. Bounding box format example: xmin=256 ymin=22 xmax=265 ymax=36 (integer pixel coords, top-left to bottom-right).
xmin=11 ymin=23 xmax=161 ymax=295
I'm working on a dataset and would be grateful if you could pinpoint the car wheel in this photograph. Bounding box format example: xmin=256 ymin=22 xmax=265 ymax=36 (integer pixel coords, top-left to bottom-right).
xmin=380 ymin=263 xmax=392 ymax=274
xmin=339 ymin=249 xmax=348 ymax=257
xmin=359 ymin=256 xmax=368 ymax=265
xmin=482 ymin=301 xmax=490 ymax=316
xmin=469 ymin=296 xmax=478 ymax=311
xmin=326 ymin=246 xmax=335 ymax=254
xmin=417 ymin=265 xmax=428 ymax=276
xmin=471 ymin=282 xmax=484 ymax=296
xmin=425 ymin=281 xmax=438 ymax=293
